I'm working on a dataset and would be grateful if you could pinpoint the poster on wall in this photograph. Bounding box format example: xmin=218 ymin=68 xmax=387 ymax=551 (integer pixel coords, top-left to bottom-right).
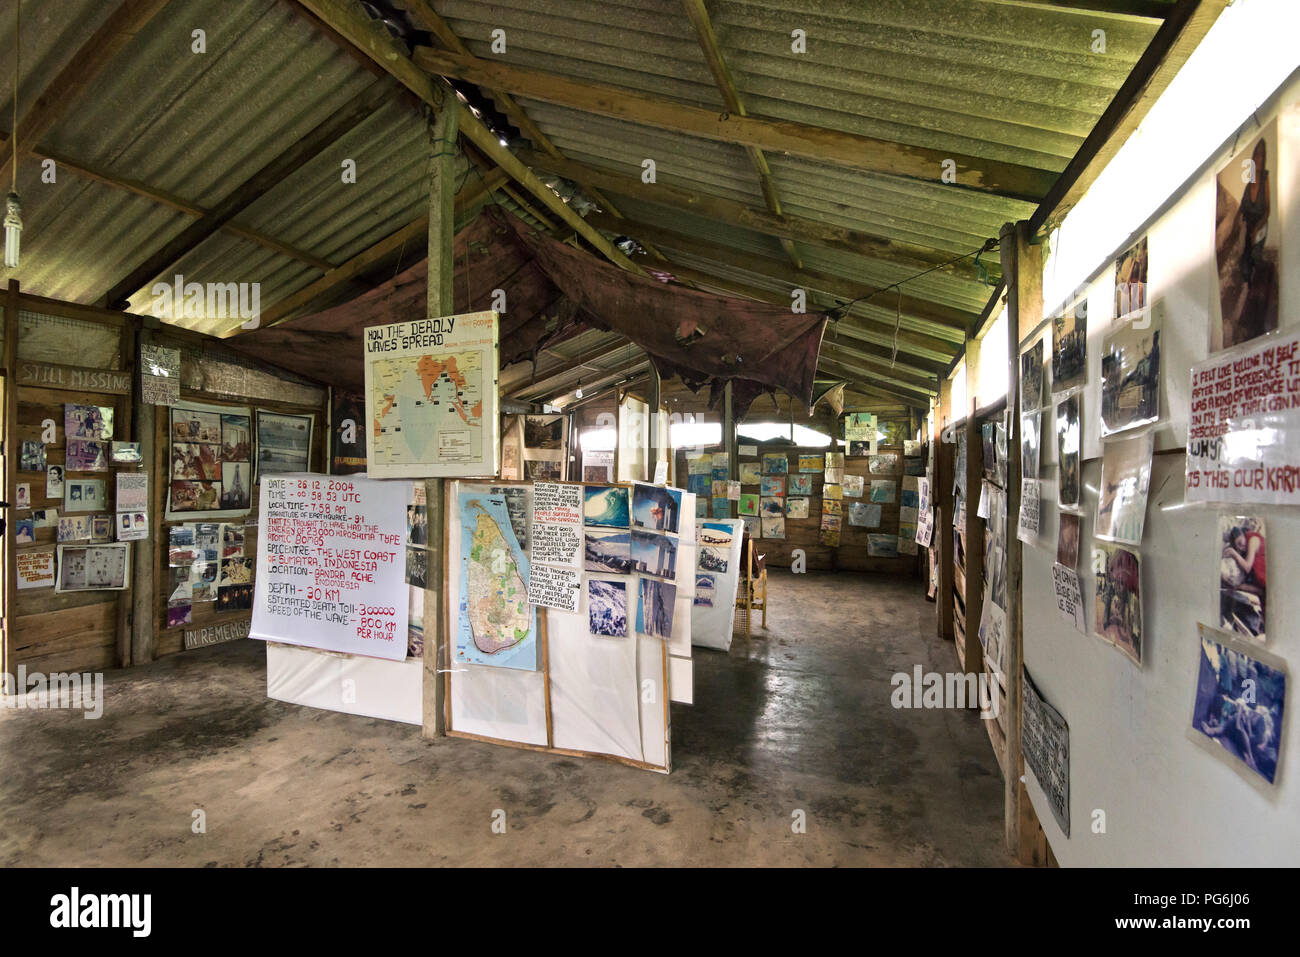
xmin=55 ymin=544 xmax=130 ymax=592
xmin=455 ymin=488 xmax=537 ymax=670
xmin=1022 ymin=668 xmax=1071 ymax=836
xmin=250 ymin=475 xmax=409 ymax=661
xmin=141 ymin=344 xmax=181 ymax=406
xmin=363 ymin=312 xmax=500 ymax=478
xmin=845 ymin=412 xmax=877 ymax=456
xmin=256 ymin=410 xmax=313 ymax=480
xmin=522 ymin=414 xmax=567 ymax=482
xmin=1186 ymin=329 xmax=1300 ymax=505
xmin=1218 ymin=515 xmax=1266 ymax=642
xmin=330 ymin=391 xmax=366 ymax=475
xmin=582 ymin=450 xmax=614 ymax=483
xmin=1212 ymin=120 xmax=1280 ymax=353
xmin=1100 ymin=315 xmax=1162 ymax=437
xmin=165 ymin=402 xmax=253 ymax=520
xmin=1190 ymin=623 xmax=1286 ymax=786
xmin=17 ymin=550 xmax=56 ymax=589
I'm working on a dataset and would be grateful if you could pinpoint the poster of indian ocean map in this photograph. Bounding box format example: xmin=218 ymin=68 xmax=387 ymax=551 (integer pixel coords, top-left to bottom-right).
xmin=456 ymin=488 xmax=537 ymax=671
xmin=363 ymin=312 xmax=500 ymax=478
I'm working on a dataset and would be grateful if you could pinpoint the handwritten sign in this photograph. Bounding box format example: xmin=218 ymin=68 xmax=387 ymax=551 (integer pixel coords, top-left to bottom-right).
xmin=1051 ymin=562 xmax=1086 ymax=633
xmin=16 ymin=550 xmax=55 ymax=589
xmin=526 ymin=563 xmax=580 ymax=613
xmin=1187 ymin=330 xmax=1300 ymax=504
xmin=17 ymin=360 xmax=131 ymax=395
xmin=250 ymin=475 xmax=409 ymax=660
xmin=1017 ymin=478 xmax=1041 ymax=543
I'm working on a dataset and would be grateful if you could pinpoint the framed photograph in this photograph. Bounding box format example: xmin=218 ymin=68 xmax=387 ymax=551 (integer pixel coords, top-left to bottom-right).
xmin=64 ymin=479 xmax=107 ymax=513
xmin=55 ymin=543 xmax=130 ymax=592
xmin=255 ymin=410 xmax=313 ymax=479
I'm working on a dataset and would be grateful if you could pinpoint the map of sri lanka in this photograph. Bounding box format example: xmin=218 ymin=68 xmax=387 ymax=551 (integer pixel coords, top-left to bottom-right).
xmin=464 ymin=500 xmax=530 ymax=655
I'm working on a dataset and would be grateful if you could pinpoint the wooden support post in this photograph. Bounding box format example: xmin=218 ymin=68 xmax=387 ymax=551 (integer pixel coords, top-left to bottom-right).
xmin=423 ymin=94 xmax=458 ymax=739
xmin=114 ymin=317 xmax=138 ymax=667
xmin=723 ymin=381 xmax=736 ymax=483
xmin=647 ymin=361 xmax=662 ymax=480
xmin=131 ymin=325 xmax=158 ymax=666
xmin=1001 ymin=220 xmax=1042 ymax=863
xmin=3 ymin=280 xmax=18 ymax=679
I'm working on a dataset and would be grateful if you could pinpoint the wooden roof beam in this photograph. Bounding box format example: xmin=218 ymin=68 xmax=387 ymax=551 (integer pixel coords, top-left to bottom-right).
xmin=816 ymin=356 xmax=936 ymax=403
xmin=411 ymin=48 xmax=1057 ymax=202
xmin=977 ymin=0 xmax=1176 ymax=20
xmin=501 ymin=339 xmax=634 ymax=395
xmin=293 ymin=0 xmax=647 ymax=279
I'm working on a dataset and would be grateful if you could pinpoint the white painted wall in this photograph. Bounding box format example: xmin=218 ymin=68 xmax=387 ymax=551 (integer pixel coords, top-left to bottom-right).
xmin=1022 ymin=3 xmax=1300 ymax=866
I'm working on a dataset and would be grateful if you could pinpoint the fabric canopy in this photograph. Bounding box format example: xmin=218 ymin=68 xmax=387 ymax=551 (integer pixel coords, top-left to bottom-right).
xmin=232 ymin=208 xmax=827 ymax=414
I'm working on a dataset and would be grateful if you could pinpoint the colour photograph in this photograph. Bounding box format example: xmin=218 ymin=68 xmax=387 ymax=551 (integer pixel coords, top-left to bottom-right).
xmin=630 ymin=529 xmax=678 ymax=579
xmin=584 ymin=529 xmax=632 ymax=574
xmin=1092 ymin=542 xmax=1141 ymax=665
xmin=1219 ymin=516 xmax=1265 ymax=642
xmin=1051 ymin=299 xmax=1087 ymax=395
xmin=1192 ymin=624 xmax=1285 ymax=786
xmin=636 ymin=578 xmax=677 ymax=640
xmin=1113 ymin=235 xmax=1148 ymax=322
xmin=1100 ymin=316 xmax=1161 ymax=436
xmin=1055 ymin=394 xmax=1081 ymax=511
xmin=1213 ymin=121 xmax=1280 ymax=352
xmin=1021 ymin=338 xmax=1044 ymax=412
xmin=631 ymin=484 xmax=682 ymax=535
xmin=583 ymin=485 xmax=630 ymax=527
xmin=588 ymin=579 xmax=628 ymax=637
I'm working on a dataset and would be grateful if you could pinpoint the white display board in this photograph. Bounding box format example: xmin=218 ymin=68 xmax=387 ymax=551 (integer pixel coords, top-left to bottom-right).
xmin=691 ymin=518 xmax=744 ymax=651
xmin=266 ymin=642 xmax=422 ymax=725
xmin=250 ymin=474 xmax=410 ymax=661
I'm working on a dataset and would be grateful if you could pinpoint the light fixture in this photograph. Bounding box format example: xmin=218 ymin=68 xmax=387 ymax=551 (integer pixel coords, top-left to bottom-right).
xmin=4 ymin=3 xmax=21 ymax=270
xmin=575 ymin=379 xmax=584 ymax=400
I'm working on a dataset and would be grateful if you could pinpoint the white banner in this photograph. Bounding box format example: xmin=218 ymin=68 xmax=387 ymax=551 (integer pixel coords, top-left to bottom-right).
xmin=251 ymin=474 xmax=410 ymax=660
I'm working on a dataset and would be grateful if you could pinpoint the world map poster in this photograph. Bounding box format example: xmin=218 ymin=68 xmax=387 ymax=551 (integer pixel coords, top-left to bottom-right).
xmin=364 ymin=312 xmax=500 ymax=478
xmin=456 ymin=489 xmax=537 ymax=671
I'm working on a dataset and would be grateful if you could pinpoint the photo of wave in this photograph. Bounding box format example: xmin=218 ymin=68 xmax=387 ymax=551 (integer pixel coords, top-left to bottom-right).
xmin=585 ymin=530 xmax=632 ymax=574
xmin=583 ymin=485 xmax=629 ymax=528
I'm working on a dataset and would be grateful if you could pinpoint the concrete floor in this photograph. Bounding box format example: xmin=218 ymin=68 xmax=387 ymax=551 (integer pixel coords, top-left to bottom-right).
xmin=0 ymin=570 xmax=1011 ymax=866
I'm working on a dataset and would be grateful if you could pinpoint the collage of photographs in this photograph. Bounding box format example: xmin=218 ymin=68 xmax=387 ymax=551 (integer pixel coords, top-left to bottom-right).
xmin=166 ymin=521 xmax=254 ymax=627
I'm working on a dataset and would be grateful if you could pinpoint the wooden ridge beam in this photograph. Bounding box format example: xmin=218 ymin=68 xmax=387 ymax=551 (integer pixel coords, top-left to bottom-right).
xmin=591 ymin=212 xmax=975 ymax=337
xmin=816 ymin=356 xmax=935 ymax=403
xmin=103 ymin=78 xmax=395 ymax=309
xmin=293 ymin=0 xmax=646 ymax=278
xmin=411 ymin=47 xmax=1056 ymax=201
xmin=516 ymin=148 xmax=989 ymax=282
xmin=0 ymin=0 xmax=173 ymax=186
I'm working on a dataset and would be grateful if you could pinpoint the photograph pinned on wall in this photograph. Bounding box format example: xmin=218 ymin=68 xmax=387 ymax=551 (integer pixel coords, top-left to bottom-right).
xmin=693 ymin=573 xmax=716 ymax=608
xmin=788 ymin=474 xmax=813 ymax=496
xmin=631 ymin=484 xmax=682 ymax=535
xmin=698 ymin=522 xmax=734 ymax=570
xmin=66 ymin=439 xmax=108 ymax=472
xmin=842 ymin=474 xmax=864 ymax=497
xmin=870 ymin=480 xmax=895 ymax=503
xmin=1191 ymin=623 xmax=1286 ymax=786
xmin=167 ymin=599 xmax=192 ymax=628
xmin=1092 ymin=542 xmax=1142 ymax=665
xmin=110 ymin=442 xmax=142 ymax=465
xmin=222 ymin=524 xmax=245 ymax=558
xmin=1021 ymin=337 xmax=1045 ymax=413
xmin=64 ymin=480 xmax=107 ymax=513
xmin=1219 ymin=515 xmax=1266 ymax=642
xmin=1113 ymin=235 xmax=1149 ymax=323
xmin=217 ymin=583 xmax=253 ymax=612
xmin=524 ymin=460 xmax=561 ymax=481
xmin=32 ymin=509 xmax=59 ymax=528
xmin=1021 ymin=411 xmax=1041 ymax=479
xmin=46 ymin=465 xmax=64 ymax=499
xmin=760 ymin=513 xmax=785 ymax=540
xmin=15 ymin=518 xmax=35 ymax=544
xmin=583 ymin=485 xmax=629 ymax=528
xmin=759 ymin=496 xmax=784 ymax=518
xmin=760 ymin=475 xmax=785 ymax=498
xmin=405 ymin=546 xmax=428 ymax=588
xmin=738 ymin=462 xmax=762 ymax=485
xmin=848 ymin=502 xmax=881 ymax=527
xmin=761 ymin=453 xmax=788 ymax=475
xmin=797 ymin=454 xmax=822 ymax=473
xmin=57 ymin=515 xmax=93 ymax=543
xmin=1057 ymin=512 xmax=1081 ymax=568
xmin=785 ymin=497 xmax=809 ymax=519
xmin=1096 ymin=431 xmax=1153 ymax=546
xmin=867 ymin=533 xmax=898 ymax=558
xmin=90 ymin=514 xmax=114 ymax=543
xmin=1100 ymin=315 xmax=1162 ymax=437
xmin=20 ymin=440 xmax=46 ymax=472
xmin=116 ymin=511 xmax=148 ymax=542
xmin=845 ymin=412 xmax=877 ymax=456
xmin=868 ymin=453 xmax=899 ymax=474
xmin=192 ymin=561 xmax=218 ymax=601
xmin=588 ymin=579 xmax=628 ymax=638
xmin=1213 ymin=120 xmax=1280 ymax=353
xmin=1051 ymin=298 xmax=1088 ymax=395
xmin=407 ymin=504 xmax=428 ymax=545
xmin=16 ymin=483 xmax=30 ymax=509
xmin=1055 ymin=393 xmax=1082 ymax=511
xmin=219 ymin=556 xmax=254 ymax=587
xmin=636 ymin=578 xmax=677 ymax=640
xmin=219 ymin=463 xmax=251 ymax=511
xmin=820 ymin=514 xmax=841 ymax=547
xmin=823 ymin=483 xmax=843 ymax=501
xmin=737 ymin=493 xmax=759 ymax=516
xmin=255 ymin=410 xmax=312 ymax=479
xmin=630 ymin=529 xmax=678 ymax=579
xmin=55 ymin=543 xmax=130 ymax=593
xmin=64 ymin=404 xmax=114 ymax=441
xmin=584 ymin=529 xmax=632 ymax=575
xmin=821 ymin=499 xmax=842 ymax=516
xmin=740 ymin=515 xmax=760 ymax=539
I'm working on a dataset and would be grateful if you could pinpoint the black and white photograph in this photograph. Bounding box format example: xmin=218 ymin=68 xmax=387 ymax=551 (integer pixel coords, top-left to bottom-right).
xmin=1100 ymin=315 xmax=1161 ymax=436
xmin=1051 ymin=298 xmax=1087 ymax=395
xmin=1055 ymin=394 xmax=1081 ymax=511
xmin=1020 ymin=337 xmax=1044 ymax=412
xmin=588 ymin=578 xmax=628 ymax=638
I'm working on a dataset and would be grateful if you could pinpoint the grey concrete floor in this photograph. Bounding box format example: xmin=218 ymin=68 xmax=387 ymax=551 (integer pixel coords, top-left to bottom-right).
xmin=0 ymin=570 xmax=1011 ymax=866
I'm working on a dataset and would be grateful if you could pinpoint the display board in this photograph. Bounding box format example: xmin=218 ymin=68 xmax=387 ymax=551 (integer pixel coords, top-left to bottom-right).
xmin=690 ymin=518 xmax=743 ymax=651
xmin=250 ymin=474 xmax=411 ymax=661
xmin=444 ymin=480 xmax=691 ymax=772
xmin=362 ymin=312 xmax=500 ymax=478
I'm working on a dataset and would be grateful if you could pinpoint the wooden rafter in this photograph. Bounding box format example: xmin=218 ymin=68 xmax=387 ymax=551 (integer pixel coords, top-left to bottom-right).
xmin=516 ymin=149 xmax=990 ymax=282
xmin=816 ymin=355 xmax=935 ymax=403
xmin=500 ymin=339 xmax=632 ymax=394
xmin=976 ymin=0 xmax=1175 ymax=19
xmin=411 ymin=47 xmax=1057 ymax=202
xmin=103 ymin=77 xmax=395 ymax=309
xmin=0 ymin=0 xmax=173 ymax=186
xmin=293 ymin=0 xmax=647 ymax=279
xmin=680 ymin=0 xmax=800 ymax=270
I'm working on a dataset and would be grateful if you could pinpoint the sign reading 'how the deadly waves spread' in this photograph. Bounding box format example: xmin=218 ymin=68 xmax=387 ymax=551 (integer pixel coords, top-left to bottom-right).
xmin=364 ymin=312 xmax=500 ymax=479
xmin=250 ymin=475 xmax=409 ymax=661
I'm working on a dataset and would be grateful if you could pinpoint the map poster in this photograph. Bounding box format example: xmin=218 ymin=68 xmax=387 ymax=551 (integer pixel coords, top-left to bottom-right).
xmin=456 ymin=489 xmax=537 ymax=671
xmin=364 ymin=311 xmax=500 ymax=479
xmin=1186 ymin=330 xmax=1300 ymax=505
xmin=249 ymin=475 xmax=407 ymax=659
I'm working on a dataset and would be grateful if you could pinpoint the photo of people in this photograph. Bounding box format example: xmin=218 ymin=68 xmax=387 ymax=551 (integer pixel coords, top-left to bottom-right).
xmin=407 ymin=504 xmax=428 ymax=545
xmin=1021 ymin=410 xmax=1041 ymax=479
xmin=1092 ymin=542 xmax=1141 ymax=665
xmin=64 ymin=404 xmax=114 ymax=441
xmin=168 ymin=404 xmax=252 ymax=517
xmin=172 ymin=442 xmax=220 ymax=480
xmin=1095 ymin=432 xmax=1153 ymax=546
xmin=1213 ymin=122 xmax=1279 ymax=352
xmin=1219 ymin=516 xmax=1265 ymax=642
xmin=588 ymin=579 xmax=627 ymax=638
xmin=1055 ymin=394 xmax=1082 ymax=511
xmin=1193 ymin=624 xmax=1286 ymax=785
xmin=46 ymin=465 xmax=64 ymax=498
xmin=1100 ymin=316 xmax=1161 ymax=437
xmin=1051 ymin=299 xmax=1087 ymax=395
xmin=20 ymin=440 xmax=46 ymax=472
xmin=1021 ymin=338 xmax=1044 ymax=412
xmin=1057 ymin=513 xmax=1080 ymax=568
xmin=1113 ymin=235 xmax=1148 ymax=322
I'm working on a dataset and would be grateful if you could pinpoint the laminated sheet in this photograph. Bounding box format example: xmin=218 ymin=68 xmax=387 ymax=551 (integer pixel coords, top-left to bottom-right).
xmin=266 ymin=643 xmax=421 ymax=725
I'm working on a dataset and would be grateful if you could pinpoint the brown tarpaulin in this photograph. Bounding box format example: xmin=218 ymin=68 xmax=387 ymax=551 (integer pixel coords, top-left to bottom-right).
xmin=232 ymin=209 xmax=826 ymax=415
